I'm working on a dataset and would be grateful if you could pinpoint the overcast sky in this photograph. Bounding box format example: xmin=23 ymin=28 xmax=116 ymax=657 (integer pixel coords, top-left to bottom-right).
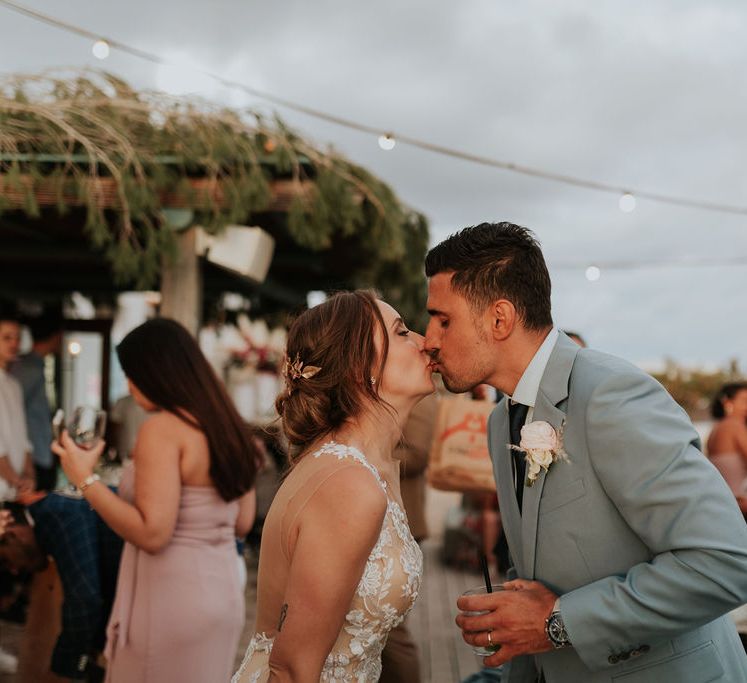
xmin=1 ymin=0 xmax=746 ymax=369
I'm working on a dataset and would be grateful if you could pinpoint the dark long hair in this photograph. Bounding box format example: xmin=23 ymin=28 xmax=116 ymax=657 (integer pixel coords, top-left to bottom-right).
xmin=116 ymin=318 xmax=260 ymax=501
xmin=711 ymin=382 xmax=747 ymax=420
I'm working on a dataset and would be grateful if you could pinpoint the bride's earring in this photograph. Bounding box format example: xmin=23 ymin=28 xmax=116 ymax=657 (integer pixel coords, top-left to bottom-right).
xmin=370 ymin=377 xmax=376 ymax=385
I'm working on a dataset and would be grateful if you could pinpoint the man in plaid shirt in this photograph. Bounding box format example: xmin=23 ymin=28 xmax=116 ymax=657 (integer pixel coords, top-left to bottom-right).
xmin=0 ymin=493 xmax=123 ymax=680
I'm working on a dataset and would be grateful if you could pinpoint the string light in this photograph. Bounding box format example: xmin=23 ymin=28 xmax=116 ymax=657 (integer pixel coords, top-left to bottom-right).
xmin=619 ymin=192 xmax=636 ymax=213
xmin=91 ymin=39 xmax=109 ymax=59
xmin=68 ymin=340 xmax=82 ymax=356
xmin=378 ymin=134 xmax=395 ymax=151
xmin=1 ymin=0 xmax=747 ymax=217
xmin=306 ymin=290 xmax=327 ymax=308
xmin=585 ymin=266 xmax=601 ymax=282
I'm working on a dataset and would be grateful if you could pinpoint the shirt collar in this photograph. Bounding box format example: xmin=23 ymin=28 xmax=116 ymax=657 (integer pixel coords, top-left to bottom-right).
xmin=508 ymin=327 xmax=560 ymax=408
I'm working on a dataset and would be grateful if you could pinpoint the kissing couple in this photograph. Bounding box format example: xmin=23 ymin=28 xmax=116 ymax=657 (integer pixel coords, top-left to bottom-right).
xmin=234 ymin=222 xmax=747 ymax=683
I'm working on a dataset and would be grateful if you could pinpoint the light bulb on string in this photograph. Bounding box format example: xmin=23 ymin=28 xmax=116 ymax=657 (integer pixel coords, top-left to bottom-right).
xmin=585 ymin=265 xmax=601 ymax=282
xmin=619 ymin=192 xmax=636 ymax=213
xmin=68 ymin=341 xmax=82 ymax=356
xmin=92 ymin=40 xmax=110 ymax=60
xmin=378 ymin=134 xmax=396 ymax=151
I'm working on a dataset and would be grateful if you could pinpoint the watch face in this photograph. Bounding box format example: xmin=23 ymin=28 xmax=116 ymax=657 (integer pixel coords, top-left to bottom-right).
xmin=548 ymin=614 xmax=569 ymax=645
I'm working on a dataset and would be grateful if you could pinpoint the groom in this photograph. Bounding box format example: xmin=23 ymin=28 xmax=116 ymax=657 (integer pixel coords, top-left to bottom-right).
xmin=424 ymin=222 xmax=747 ymax=682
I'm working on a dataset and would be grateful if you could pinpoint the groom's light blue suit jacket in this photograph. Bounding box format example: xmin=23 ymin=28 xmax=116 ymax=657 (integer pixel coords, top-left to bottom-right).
xmin=488 ymin=333 xmax=747 ymax=683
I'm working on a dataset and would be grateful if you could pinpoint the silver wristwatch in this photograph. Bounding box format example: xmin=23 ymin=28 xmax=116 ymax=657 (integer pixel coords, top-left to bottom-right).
xmin=545 ymin=601 xmax=571 ymax=649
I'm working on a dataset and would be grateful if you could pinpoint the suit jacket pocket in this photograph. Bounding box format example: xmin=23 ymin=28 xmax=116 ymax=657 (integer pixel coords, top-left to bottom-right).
xmin=539 ymin=478 xmax=586 ymax=516
xmin=611 ymin=641 xmax=724 ymax=683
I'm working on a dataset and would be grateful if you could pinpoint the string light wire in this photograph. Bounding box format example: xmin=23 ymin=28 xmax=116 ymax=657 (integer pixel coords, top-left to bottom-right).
xmin=2 ymin=0 xmax=747 ymax=218
xmin=551 ymin=255 xmax=747 ymax=272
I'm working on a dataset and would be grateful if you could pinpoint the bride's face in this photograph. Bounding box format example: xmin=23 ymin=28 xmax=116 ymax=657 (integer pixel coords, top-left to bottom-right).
xmin=374 ymin=300 xmax=435 ymax=403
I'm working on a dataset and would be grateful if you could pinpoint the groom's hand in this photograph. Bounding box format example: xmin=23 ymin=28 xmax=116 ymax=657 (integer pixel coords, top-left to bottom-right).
xmin=456 ymin=579 xmax=557 ymax=667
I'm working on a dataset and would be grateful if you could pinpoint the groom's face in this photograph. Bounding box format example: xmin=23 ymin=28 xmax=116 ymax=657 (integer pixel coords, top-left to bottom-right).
xmin=425 ymin=272 xmax=495 ymax=394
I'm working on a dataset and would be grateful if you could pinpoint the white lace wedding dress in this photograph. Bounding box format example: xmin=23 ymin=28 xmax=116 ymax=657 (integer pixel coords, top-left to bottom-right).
xmin=232 ymin=442 xmax=423 ymax=682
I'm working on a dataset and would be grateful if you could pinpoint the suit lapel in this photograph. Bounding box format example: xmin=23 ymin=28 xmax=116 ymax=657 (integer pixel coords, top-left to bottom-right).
xmin=521 ymin=392 xmax=566 ymax=578
xmin=489 ymin=401 xmax=525 ymax=577
xmin=520 ymin=334 xmax=579 ymax=578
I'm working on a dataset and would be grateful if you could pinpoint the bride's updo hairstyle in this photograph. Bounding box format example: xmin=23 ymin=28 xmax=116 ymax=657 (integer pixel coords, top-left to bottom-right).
xmin=276 ymin=290 xmax=390 ymax=462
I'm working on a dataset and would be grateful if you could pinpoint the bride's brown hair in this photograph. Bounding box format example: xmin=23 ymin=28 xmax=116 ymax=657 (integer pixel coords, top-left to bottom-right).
xmin=276 ymin=290 xmax=390 ymax=462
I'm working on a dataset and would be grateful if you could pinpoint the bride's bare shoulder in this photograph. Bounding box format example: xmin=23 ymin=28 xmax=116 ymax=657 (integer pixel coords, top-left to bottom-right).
xmin=298 ymin=463 xmax=387 ymax=528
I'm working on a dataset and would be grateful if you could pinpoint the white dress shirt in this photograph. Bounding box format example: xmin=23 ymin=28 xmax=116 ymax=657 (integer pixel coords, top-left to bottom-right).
xmin=0 ymin=367 xmax=31 ymax=499
xmin=507 ymin=327 xmax=560 ymax=423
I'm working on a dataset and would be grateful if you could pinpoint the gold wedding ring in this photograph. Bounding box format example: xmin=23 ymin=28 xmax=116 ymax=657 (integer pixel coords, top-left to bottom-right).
xmin=487 ymin=630 xmax=494 ymax=647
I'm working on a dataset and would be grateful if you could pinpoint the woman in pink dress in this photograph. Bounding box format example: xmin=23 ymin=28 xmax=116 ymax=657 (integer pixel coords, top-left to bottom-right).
xmin=54 ymin=318 xmax=261 ymax=683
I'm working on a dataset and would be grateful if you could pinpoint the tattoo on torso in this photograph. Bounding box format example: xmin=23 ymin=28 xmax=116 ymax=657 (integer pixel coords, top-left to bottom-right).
xmin=278 ymin=603 xmax=288 ymax=631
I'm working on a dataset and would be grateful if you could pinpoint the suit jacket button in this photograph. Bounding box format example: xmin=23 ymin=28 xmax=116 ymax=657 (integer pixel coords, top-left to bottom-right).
xmin=619 ymin=652 xmax=630 ymax=661
xmin=630 ymin=649 xmax=640 ymax=657
xmin=608 ymin=654 xmax=620 ymax=664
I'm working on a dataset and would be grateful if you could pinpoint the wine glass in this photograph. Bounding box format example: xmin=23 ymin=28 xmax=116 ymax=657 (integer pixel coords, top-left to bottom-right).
xmin=69 ymin=406 xmax=107 ymax=449
xmin=54 ymin=406 xmax=107 ymax=498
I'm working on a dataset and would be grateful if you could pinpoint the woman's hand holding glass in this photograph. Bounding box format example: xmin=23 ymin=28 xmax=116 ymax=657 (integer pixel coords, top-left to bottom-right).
xmin=52 ymin=428 xmax=107 ymax=490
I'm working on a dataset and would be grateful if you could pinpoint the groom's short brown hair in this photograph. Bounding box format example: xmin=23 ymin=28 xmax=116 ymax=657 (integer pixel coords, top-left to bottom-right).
xmin=425 ymin=222 xmax=553 ymax=330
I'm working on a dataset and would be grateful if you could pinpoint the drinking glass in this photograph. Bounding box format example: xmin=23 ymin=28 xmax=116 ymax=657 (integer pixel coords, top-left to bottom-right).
xmin=461 ymin=584 xmax=504 ymax=656
xmin=69 ymin=406 xmax=107 ymax=449
xmin=53 ymin=407 xmax=107 ymax=498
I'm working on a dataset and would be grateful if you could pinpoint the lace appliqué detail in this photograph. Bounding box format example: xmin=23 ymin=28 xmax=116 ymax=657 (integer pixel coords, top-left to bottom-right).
xmin=231 ymin=632 xmax=273 ymax=683
xmin=312 ymin=441 xmax=388 ymax=492
xmin=391 ymin=502 xmax=422 ymax=601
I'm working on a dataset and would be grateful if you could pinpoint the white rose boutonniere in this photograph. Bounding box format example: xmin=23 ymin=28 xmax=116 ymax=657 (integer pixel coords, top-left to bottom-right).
xmin=509 ymin=420 xmax=567 ymax=486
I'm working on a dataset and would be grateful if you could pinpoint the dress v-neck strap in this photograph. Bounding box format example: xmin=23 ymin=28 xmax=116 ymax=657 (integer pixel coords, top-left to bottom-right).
xmin=311 ymin=440 xmax=388 ymax=495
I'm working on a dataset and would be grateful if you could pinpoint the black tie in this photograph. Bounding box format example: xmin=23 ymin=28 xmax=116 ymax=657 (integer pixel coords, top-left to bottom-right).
xmin=509 ymin=402 xmax=529 ymax=512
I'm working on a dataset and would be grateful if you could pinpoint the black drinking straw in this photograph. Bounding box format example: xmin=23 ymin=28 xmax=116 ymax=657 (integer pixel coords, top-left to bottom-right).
xmin=480 ymin=554 xmax=493 ymax=593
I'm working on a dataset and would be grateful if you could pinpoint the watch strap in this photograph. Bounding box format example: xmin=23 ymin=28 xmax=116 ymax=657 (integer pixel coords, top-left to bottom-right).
xmin=78 ymin=473 xmax=101 ymax=493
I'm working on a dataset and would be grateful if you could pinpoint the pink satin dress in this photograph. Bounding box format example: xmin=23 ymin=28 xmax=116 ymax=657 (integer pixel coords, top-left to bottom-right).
xmin=105 ymin=462 xmax=244 ymax=682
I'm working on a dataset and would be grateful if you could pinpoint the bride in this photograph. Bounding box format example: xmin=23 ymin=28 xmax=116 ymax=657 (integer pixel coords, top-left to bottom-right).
xmin=233 ymin=290 xmax=435 ymax=682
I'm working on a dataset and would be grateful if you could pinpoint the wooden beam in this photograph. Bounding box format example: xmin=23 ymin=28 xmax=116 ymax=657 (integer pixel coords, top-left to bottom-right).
xmin=0 ymin=174 xmax=318 ymax=212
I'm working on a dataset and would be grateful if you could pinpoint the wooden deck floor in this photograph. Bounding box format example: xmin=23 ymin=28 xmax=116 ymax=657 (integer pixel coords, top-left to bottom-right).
xmin=408 ymin=538 xmax=486 ymax=682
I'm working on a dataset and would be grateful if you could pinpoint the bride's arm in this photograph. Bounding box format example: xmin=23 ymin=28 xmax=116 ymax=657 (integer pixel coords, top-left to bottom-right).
xmin=53 ymin=414 xmax=181 ymax=554
xmin=267 ymin=465 xmax=387 ymax=683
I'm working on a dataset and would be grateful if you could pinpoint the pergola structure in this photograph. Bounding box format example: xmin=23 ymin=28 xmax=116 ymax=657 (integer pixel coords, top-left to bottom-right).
xmin=0 ymin=72 xmax=430 ymax=332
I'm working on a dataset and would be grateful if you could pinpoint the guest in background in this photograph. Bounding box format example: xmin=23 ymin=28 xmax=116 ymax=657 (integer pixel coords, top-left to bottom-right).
xmin=0 ymin=493 xmax=123 ymax=681
xmin=0 ymin=308 xmax=32 ymax=675
xmin=707 ymin=382 xmax=747 ymax=650
xmin=12 ymin=311 xmax=63 ymax=491
xmin=707 ymin=382 xmax=747 ymax=514
xmin=380 ymin=391 xmax=439 ymax=683
xmin=562 ymin=330 xmax=587 ymax=348
xmin=109 ymin=394 xmax=149 ymax=463
xmin=53 ymin=318 xmax=260 ymax=683
xmin=0 ymin=310 xmax=35 ymax=500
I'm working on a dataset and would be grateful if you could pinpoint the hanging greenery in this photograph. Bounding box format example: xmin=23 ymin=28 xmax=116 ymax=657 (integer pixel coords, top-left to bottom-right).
xmin=0 ymin=71 xmax=429 ymax=308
